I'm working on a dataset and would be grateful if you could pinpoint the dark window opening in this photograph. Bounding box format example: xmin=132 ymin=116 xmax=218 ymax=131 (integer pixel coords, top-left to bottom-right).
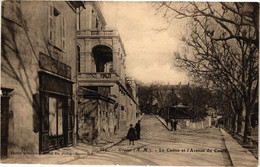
xmin=92 ymin=45 xmax=113 ymax=73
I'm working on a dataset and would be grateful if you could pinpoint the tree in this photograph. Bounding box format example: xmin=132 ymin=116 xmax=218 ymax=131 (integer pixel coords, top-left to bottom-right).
xmin=151 ymin=84 xmax=176 ymax=117
xmin=178 ymin=85 xmax=210 ymax=120
xmin=155 ymin=2 xmax=259 ymax=142
xmin=137 ymin=84 xmax=153 ymax=114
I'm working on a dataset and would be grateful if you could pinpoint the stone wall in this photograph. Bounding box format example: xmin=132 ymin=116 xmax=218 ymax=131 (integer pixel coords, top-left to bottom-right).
xmin=180 ymin=117 xmax=211 ymax=130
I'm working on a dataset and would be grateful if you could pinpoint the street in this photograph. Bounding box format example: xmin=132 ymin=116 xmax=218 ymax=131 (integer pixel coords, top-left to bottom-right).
xmin=65 ymin=115 xmax=232 ymax=166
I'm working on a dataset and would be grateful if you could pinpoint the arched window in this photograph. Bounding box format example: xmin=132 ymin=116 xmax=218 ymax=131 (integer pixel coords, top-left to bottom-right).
xmin=92 ymin=45 xmax=113 ymax=72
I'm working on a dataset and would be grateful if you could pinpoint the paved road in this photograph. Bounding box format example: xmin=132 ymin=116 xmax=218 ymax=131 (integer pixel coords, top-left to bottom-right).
xmin=66 ymin=115 xmax=232 ymax=166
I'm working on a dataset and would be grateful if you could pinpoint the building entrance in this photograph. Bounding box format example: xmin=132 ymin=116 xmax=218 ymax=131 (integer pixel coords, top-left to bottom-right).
xmin=39 ymin=72 xmax=73 ymax=153
xmin=1 ymin=88 xmax=13 ymax=158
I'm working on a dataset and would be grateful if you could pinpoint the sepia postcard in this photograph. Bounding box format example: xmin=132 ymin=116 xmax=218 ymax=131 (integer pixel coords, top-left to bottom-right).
xmin=1 ymin=1 xmax=259 ymax=166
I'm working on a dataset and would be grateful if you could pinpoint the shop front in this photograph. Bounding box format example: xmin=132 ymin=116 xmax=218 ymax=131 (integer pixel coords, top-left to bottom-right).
xmin=39 ymin=53 xmax=74 ymax=153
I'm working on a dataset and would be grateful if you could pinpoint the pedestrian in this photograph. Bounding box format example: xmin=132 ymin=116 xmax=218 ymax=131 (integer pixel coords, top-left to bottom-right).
xmin=126 ymin=124 xmax=136 ymax=145
xmin=170 ymin=119 xmax=174 ymax=131
xmin=165 ymin=118 xmax=169 ymax=127
xmin=135 ymin=120 xmax=141 ymax=140
xmin=174 ymin=120 xmax=178 ymax=131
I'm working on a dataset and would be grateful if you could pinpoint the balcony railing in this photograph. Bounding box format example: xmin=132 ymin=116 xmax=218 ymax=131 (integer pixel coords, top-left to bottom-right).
xmin=77 ymin=29 xmax=119 ymax=38
xmin=39 ymin=52 xmax=71 ymax=79
xmin=79 ymin=72 xmax=119 ymax=80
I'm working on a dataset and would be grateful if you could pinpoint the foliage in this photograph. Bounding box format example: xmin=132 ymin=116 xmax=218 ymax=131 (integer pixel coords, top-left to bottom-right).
xmin=154 ymin=2 xmax=259 ymax=142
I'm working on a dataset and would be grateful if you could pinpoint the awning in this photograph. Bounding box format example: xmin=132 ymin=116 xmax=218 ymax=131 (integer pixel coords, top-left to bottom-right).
xmin=78 ymin=87 xmax=115 ymax=103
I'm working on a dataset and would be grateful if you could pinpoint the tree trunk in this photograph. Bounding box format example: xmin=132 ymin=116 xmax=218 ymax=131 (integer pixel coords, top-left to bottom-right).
xmin=237 ymin=110 xmax=243 ymax=133
xmin=243 ymin=102 xmax=252 ymax=143
xmin=232 ymin=114 xmax=238 ymax=136
xmin=229 ymin=116 xmax=232 ymax=131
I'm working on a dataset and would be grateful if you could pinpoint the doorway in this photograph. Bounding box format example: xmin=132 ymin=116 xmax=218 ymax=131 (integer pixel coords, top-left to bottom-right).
xmin=40 ymin=93 xmax=72 ymax=152
xmin=1 ymin=88 xmax=13 ymax=158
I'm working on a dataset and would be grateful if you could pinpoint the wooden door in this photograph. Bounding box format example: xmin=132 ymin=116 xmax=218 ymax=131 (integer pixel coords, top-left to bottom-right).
xmin=1 ymin=96 xmax=10 ymax=158
xmin=40 ymin=94 xmax=50 ymax=153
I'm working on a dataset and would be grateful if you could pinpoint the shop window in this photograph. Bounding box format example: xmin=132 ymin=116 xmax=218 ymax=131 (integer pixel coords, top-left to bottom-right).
xmin=49 ymin=3 xmax=66 ymax=51
xmin=2 ymin=0 xmax=21 ymax=24
xmin=49 ymin=97 xmax=57 ymax=136
xmin=48 ymin=97 xmax=64 ymax=136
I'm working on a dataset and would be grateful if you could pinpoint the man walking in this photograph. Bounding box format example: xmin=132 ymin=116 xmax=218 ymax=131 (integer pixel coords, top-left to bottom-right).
xmin=165 ymin=118 xmax=169 ymax=127
xmin=170 ymin=119 xmax=174 ymax=131
xmin=126 ymin=124 xmax=136 ymax=145
xmin=135 ymin=120 xmax=141 ymax=140
xmin=174 ymin=120 xmax=178 ymax=131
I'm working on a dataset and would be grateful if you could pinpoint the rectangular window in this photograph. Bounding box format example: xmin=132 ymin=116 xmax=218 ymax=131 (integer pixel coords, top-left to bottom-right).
xmin=48 ymin=3 xmax=66 ymax=51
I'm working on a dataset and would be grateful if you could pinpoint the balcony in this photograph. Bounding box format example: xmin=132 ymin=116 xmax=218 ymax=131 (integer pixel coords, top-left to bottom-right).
xmin=77 ymin=30 xmax=119 ymax=39
xmin=39 ymin=52 xmax=71 ymax=79
xmin=78 ymin=72 xmax=120 ymax=86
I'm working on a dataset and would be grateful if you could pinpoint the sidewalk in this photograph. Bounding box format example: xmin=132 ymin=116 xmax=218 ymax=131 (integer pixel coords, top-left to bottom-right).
xmin=1 ymin=116 xmax=143 ymax=164
xmin=220 ymin=128 xmax=258 ymax=167
xmin=156 ymin=114 xmax=258 ymax=167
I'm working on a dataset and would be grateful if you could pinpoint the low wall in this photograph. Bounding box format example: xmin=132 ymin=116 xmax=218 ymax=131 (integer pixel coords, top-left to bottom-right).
xmin=185 ymin=117 xmax=211 ymax=129
xmin=156 ymin=115 xmax=211 ymax=130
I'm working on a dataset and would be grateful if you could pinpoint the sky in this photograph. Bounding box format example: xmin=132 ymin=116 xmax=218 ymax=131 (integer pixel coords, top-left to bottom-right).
xmin=100 ymin=2 xmax=190 ymax=85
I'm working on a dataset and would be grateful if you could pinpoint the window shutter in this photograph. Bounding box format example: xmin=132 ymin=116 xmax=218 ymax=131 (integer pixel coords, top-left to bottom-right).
xmin=62 ymin=16 xmax=66 ymax=51
xmin=48 ymin=2 xmax=54 ymax=44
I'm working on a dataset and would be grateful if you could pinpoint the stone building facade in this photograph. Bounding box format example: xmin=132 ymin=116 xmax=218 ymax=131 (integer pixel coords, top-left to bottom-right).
xmin=1 ymin=1 xmax=139 ymax=157
xmin=1 ymin=1 xmax=84 ymax=156
xmin=76 ymin=2 xmax=140 ymax=144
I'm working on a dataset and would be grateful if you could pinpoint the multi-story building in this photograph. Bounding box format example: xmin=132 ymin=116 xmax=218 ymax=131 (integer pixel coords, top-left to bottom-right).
xmin=1 ymin=1 xmax=84 ymax=157
xmin=76 ymin=2 xmax=140 ymax=144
